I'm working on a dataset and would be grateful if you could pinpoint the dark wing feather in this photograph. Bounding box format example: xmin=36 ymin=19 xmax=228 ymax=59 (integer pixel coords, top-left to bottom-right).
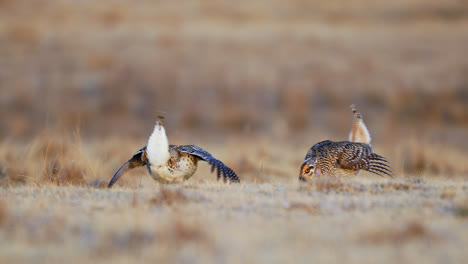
xmin=173 ymin=145 xmax=240 ymax=183
xmin=365 ymin=153 xmax=393 ymax=177
xmin=108 ymin=146 xmax=148 ymax=188
xmin=337 ymin=143 xmax=392 ymax=177
xmin=304 ymin=140 xmax=333 ymax=161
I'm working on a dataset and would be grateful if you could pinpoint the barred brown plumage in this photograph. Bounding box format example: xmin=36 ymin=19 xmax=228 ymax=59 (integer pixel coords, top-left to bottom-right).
xmin=299 ymin=140 xmax=392 ymax=181
xmin=299 ymin=105 xmax=392 ymax=181
xmin=108 ymin=118 xmax=239 ymax=188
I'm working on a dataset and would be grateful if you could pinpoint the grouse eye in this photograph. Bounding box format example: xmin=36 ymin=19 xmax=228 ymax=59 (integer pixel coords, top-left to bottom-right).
xmin=304 ymin=166 xmax=311 ymax=174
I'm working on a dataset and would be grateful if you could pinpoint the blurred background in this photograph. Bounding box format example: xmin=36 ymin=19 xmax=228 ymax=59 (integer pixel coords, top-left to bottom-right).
xmin=0 ymin=0 xmax=467 ymax=185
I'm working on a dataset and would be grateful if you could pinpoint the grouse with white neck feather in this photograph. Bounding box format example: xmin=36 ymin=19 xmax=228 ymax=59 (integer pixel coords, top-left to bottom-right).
xmin=108 ymin=117 xmax=239 ymax=187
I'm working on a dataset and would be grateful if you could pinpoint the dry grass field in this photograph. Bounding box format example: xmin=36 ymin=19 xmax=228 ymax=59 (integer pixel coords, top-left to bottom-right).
xmin=1 ymin=0 xmax=468 ymax=263
xmin=1 ymin=179 xmax=468 ymax=263
xmin=0 ymin=135 xmax=467 ymax=263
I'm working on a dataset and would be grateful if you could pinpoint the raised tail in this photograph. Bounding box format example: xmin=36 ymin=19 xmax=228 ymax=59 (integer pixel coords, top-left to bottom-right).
xmin=349 ymin=104 xmax=372 ymax=145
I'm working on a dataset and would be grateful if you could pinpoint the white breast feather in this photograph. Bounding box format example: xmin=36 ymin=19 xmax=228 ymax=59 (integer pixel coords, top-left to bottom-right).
xmin=146 ymin=122 xmax=170 ymax=166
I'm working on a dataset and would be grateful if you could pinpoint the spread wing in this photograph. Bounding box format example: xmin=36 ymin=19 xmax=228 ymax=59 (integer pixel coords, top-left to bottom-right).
xmin=108 ymin=146 xmax=148 ymax=188
xmin=336 ymin=143 xmax=392 ymax=177
xmin=172 ymin=145 xmax=240 ymax=183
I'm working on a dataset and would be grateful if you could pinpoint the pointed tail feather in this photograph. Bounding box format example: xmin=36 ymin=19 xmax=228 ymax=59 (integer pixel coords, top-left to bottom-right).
xmin=366 ymin=153 xmax=392 ymax=177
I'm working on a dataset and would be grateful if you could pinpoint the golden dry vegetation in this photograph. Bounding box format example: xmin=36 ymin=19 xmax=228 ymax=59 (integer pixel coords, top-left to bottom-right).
xmin=1 ymin=180 xmax=468 ymax=263
xmin=0 ymin=0 xmax=468 ymax=263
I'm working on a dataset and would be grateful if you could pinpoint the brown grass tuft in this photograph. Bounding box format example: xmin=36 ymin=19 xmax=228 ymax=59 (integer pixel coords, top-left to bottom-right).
xmin=299 ymin=179 xmax=428 ymax=195
xmin=314 ymin=179 xmax=346 ymax=193
xmin=302 ymin=178 xmax=366 ymax=194
xmin=285 ymin=202 xmax=319 ymax=215
xmin=99 ymin=7 xmax=125 ymax=27
xmin=88 ymin=178 xmax=108 ymax=189
xmin=5 ymin=168 xmax=27 ymax=186
xmin=399 ymin=140 xmax=466 ymax=177
xmin=43 ymin=160 xmax=86 ymax=186
xmin=454 ymin=198 xmax=468 ymax=218
xmin=360 ymin=220 xmax=436 ymax=244
xmin=0 ymin=163 xmax=8 ymax=186
xmin=6 ymin=22 xmax=39 ymax=45
xmin=375 ymin=182 xmax=412 ymax=191
xmin=148 ymin=186 xmax=188 ymax=206
xmin=232 ymin=157 xmax=257 ymax=175
xmin=0 ymin=201 xmax=8 ymax=228
xmin=171 ymin=219 xmax=208 ymax=242
xmin=440 ymin=188 xmax=457 ymax=199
